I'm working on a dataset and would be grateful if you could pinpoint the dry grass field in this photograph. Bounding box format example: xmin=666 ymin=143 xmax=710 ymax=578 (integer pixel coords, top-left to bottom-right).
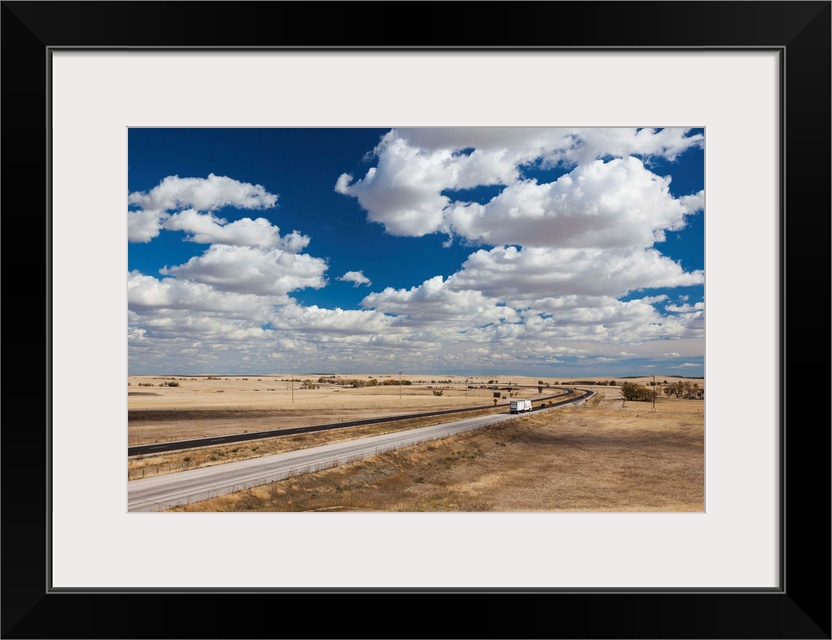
xmin=128 ymin=373 xmax=526 ymax=445
xmin=127 ymin=373 xmax=704 ymax=512
xmin=169 ymin=393 xmax=703 ymax=512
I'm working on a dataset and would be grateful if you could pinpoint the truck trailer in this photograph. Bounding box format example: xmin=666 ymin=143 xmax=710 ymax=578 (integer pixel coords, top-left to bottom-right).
xmin=510 ymin=399 xmax=533 ymax=413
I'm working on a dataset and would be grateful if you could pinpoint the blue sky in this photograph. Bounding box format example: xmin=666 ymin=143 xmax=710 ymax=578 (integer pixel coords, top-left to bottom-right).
xmin=128 ymin=127 xmax=704 ymax=377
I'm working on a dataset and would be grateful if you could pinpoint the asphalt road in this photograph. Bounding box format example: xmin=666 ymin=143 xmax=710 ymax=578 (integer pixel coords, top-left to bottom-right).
xmin=128 ymin=391 xmax=593 ymax=512
xmin=127 ymin=392 xmax=571 ymax=456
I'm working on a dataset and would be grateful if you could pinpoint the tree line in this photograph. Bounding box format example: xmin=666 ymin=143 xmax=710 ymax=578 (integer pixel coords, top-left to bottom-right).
xmin=315 ymin=377 xmax=413 ymax=388
xmin=620 ymin=380 xmax=703 ymax=401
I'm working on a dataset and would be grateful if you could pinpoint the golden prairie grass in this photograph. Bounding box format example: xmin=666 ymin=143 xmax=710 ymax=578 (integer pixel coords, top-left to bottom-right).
xmin=127 ymin=374 xmax=551 ymax=445
xmin=168 ymin=394 xmax=704 ymax=513
xmin=127 ymin=374 xmax=698 ymax=445
xmin=128 ymin=373 xmax=528 ymax=413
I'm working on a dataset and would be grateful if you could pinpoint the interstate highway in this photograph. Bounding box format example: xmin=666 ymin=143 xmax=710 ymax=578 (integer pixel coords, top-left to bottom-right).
xmin=128 ymin=391 xmax=575 ymax=457
xmin=128 ymin=390 xmax=593 ymax=512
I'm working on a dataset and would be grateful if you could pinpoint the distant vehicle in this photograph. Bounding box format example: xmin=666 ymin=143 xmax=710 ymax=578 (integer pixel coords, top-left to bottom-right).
xmin=510 ymin=399 xmax=533 ymax=413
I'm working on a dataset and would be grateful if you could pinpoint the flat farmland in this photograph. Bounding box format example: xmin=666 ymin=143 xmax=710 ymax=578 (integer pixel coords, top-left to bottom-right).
xmin=127 ymin=374 xmax=704 ymax=512
xmin=128 ymin=373 xmax=574 ymax=445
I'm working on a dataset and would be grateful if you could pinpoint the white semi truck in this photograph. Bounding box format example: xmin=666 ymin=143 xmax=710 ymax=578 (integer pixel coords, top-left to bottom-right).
xmin=510 ymin=399 xmax=533 ymax=413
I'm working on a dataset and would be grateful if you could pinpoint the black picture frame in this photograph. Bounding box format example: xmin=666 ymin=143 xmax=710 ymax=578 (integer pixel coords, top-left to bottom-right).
xmin=2 ymin=2 xmax=829 ymax=638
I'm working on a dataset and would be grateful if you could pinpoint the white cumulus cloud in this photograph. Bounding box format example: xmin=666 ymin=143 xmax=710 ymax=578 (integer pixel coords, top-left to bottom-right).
xmin=271 ymin=302 xmax=400 ymax=336
xmin=444 ymin=157 xmax=702 ymax=249
xmin=128 ymin=270 xmax=280 ymax=315
xmin=163 ymin=210 xmax=309 ymax=250
xmin=338 ymin=271 xmax=372 ymax=287
xmin=447 ymin=245 xmax=703 ymax=301
xmin=666 ymin=302 xmax=705 ymax=313
xmin=129 ymin=174 xmax=280 ymax=245
xmin=361 ymin=275 xmax=519 ymax=327
xmin=335 ymin=128 xmax=704 ymax=243
xmin=159 ymin=245 xmax=328 ymax=297
xmin=129 ymin=173 xmax=277 ymax=213
xmin=128 ymin=209 xmax=169 ymax=243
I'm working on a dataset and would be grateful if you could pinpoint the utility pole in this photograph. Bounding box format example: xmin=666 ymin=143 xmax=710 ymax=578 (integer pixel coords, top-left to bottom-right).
xmin=399 ymin=371 xmax=402 ymax=400
xmin=291 ymin=373 xmax=294 ymax=404
xmin=652 ymin=375 xmax=656 ymax=411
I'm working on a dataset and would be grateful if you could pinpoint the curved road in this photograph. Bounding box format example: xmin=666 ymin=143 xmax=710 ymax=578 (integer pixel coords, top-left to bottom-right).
xmin=128 ymin=390 xmax=593 ymax=512
xmin=127 ymin=392 xmax=572 ymax=456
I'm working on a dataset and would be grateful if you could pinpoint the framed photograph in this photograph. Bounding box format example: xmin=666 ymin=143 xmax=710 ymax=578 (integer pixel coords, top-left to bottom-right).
xmin=3 ymin=1 xmax=829 ymax=638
